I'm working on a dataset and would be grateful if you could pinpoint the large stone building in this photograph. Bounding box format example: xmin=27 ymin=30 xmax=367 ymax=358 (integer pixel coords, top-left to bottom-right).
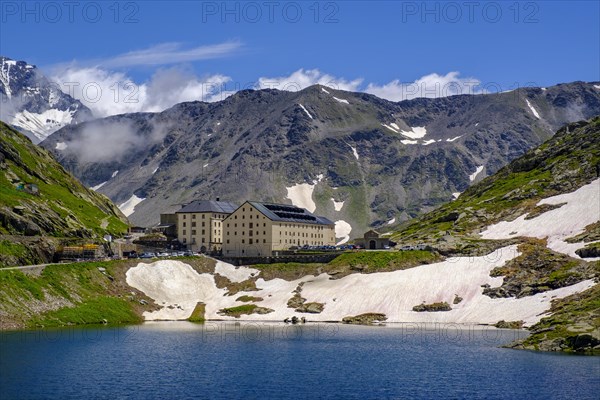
xmin=176 ymin=200 xmax=238 ymax=252
xmin=222 ymin=201 xmax=336 ymax=257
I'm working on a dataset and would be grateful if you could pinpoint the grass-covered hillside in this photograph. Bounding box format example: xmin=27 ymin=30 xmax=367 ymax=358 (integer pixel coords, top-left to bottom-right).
xmin=388 ymin=117 xmax=600 ymax=354
xmin=0 ymin=122 xmax=129 ymax=266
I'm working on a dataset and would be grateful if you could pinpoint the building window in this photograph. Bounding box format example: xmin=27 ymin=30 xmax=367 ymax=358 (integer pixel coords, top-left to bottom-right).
xmin=183 ymin=222 xmax=187 ymax=227
xmin=243 ymin=208 xmax=245 ymax=212
xmin=192 ymin=222 xmax=196 ymax=227
xmin=202 ymin=238 xmax=205 ymax=243
xmin=234 ymin=231 xmax=237 ymax=235
xmin=226 ymin=239 xmax=230 ymax=244
xmin=249 ymin=239 xmax=253 ymax=244
xmin=192 ymin=230 xmax=196 ymax=235
xmin=227 ymin=223 xmax=230 ymax=227
xmin=263 ymin=239 xmax=266 ymax=243
xmin=263 ymin=231 xmax=266 ymax=235
xmin=249 ymin=230 xmax=253 ymax=236
xmin=242 ymin=239 xmax=245 ymax=244
xmin=249 ymin=223 xmax=253 ymax=228
xmin=183 ymin=230 xmax=187 ymax=235
xmin=202 ymin=214 xmax=205 ymax=219
xmin=202 ymin=229 xmax=205 ymax=235
xmin=263 ymin=223 xmax=266 ymax=227
xmin=183 ymin=215 xmax=187 ymax=219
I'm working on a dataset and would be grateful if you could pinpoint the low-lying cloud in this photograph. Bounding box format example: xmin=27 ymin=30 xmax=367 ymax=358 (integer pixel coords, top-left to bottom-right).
xmin=63 ymin=119 xmax=168 ymax=164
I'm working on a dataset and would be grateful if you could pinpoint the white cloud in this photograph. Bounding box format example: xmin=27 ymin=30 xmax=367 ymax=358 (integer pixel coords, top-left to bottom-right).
xmin=49 ymin=51 xmax=483 ymax=117
xmin=51 ymin=65 xmax=231 ymax=117
xmin=365 ymin=72 xmax=482 ymax=101
xmin=99 ymin=41 xmax=242 ymax=68
xmin=256 ymin=68 xmax=363 ymax=92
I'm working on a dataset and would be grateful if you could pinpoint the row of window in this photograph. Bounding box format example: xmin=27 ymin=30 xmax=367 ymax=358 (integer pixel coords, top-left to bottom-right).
xmin=181 ymin=213 xmax=227 ymax=220
xmin=227 ymin=222 xmax=266 ymax=228
xmin=181 ymin=229 xmax=221 ymax=236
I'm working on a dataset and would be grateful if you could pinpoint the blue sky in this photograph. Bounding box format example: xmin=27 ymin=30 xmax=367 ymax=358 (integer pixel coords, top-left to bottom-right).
xmin=1 ymin=1 xmax=598 ymax=115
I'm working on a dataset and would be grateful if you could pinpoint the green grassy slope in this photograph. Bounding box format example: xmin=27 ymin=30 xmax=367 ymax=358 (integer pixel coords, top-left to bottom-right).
xmin=0 ymin=122 xmax=129 ymax=266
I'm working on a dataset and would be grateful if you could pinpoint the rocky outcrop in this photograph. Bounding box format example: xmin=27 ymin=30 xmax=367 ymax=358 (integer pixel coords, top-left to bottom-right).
xmin=295 ymin=302 xmax=325 ymax=314
xmin=342 ymin=313 xmax=387 ymax=325
xmin=494 ymin=320 xmax=524 ymax=329
xmin=484 ymin=239 xmax=595 ymax=299
xmin=505 ymin=284 xmax=600 ymax=354
xmin=412 ymin=302 xmax=452 ymax=312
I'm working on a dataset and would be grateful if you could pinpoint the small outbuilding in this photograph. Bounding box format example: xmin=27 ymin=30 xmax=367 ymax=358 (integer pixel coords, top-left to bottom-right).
xmin=355 ymin=230 xmax=390 ymax=250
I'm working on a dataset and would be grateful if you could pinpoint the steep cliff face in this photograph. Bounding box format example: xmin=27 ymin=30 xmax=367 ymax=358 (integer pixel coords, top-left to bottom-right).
xmin=41 ymin=82 xmax=600 ymax=241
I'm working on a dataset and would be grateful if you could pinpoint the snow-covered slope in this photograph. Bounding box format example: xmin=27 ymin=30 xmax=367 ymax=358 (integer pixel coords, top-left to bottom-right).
xmin=0 ymin=56 xmax=92 ymax=143
xmin=125 ymin=248 xmax=593 ymax=326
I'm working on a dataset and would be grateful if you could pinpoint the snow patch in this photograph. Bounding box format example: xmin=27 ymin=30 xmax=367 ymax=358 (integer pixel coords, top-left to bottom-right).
xmin=541 ymin=87 xmax=547 ymax=91
xmin=321 ymin=87 xmax=330 ymax=94
xmin=593 ymin=85 xmax=600 ymax=90
xmin=152 ymin=167 xmax=159 ymax=175
xmin=90 ymin=181 xmax=107 ymax=191
xmin=422 ymin=139 xmax=436 ymax=146
xmin=381 ymin=123 xmax=399 ymax=133
xmin=333 ymin=96 xmax=349 ymax=104
xmin=118 ymin=194 xmax=145 ymax=217
xmin=469 ymin=165 xmax=484 ymax=182
xmin=401 ymin=139 xmax=418 ymax=145
xmin=452 ymin=192 xmax=461 ymax=200
xmin=331 ymin=198 xmax=344 ymax=211
xmin=203 ymin=163 xmax=209 ymax=168
xmin=125 ymin=249 xmax=595 ymax=325
xmin=298 ymin=104 xmax=313 ymax=119
xmin=126 ymin=260 xmax=226 ymax=321
xmin=286 ymin=182 xmax=317 ymax=212
xmin=446 ymin=135 xmax=462 ymax=142
xmin=11 ymin=109 xmax=75 ymax=142
xmin=335 ymin=220 xmax=352 ymax=245
xmin=348 ymin=144 xmax=359 ymax=160
xmin=400 ymin=126 xmax=427 ymax=139
xmin=214 ymin=260 xmax=259 ymax=283
xmin=387 ymin=218 xmax=396 ymax=225
xmin=481 ymin=179 xmax=600 ymax=258
xmin=55 ymin=142 xmax=67 ymax=150
xmin=475 ymin=123 xmax=479 ymax=127
xmin=111 ymin=170 xmax=119 ymax=178
xmin=525 ymin=99 xmax=541 ymax=119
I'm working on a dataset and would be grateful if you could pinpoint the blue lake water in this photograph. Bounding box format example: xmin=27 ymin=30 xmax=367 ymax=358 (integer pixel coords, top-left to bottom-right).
xmin=1 ymin=322 xmax=599 ymax=399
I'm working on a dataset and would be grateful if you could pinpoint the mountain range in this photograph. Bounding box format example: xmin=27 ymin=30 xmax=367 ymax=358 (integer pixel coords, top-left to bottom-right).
xmin=0 ymin=56 xmax=93 ymax=143
xmin=40 ymin=80 xmax=600 ymax=241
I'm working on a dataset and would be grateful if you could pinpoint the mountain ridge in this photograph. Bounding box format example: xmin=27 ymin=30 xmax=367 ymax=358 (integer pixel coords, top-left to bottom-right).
xmin=41 ymin=81 xmax=600 ymax=240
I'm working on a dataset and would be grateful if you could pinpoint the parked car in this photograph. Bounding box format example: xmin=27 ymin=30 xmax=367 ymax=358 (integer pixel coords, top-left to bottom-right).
xmin=139 ymin=252 xmax=156 ymax=259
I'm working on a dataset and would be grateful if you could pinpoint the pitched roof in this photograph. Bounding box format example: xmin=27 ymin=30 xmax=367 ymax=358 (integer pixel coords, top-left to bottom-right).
xmin=176 ymin=200 xmax=238 ymax=214
xmin=247 ymin=201 xmax=335 ymax=226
